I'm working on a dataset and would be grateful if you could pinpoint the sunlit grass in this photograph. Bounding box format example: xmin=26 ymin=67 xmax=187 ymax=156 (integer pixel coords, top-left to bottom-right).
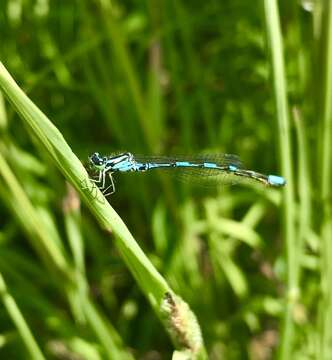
xmin=0 ymin=1 xmax=330 ymax=358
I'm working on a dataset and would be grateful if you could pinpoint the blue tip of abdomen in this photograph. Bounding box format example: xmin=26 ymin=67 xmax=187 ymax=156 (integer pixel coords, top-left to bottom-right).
xmin=268 ymin=175 xmax=286 ymax=187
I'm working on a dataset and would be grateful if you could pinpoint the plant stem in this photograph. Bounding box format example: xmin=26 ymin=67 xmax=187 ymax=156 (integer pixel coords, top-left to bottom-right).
xmin=0 ymin=62 xmax=207 ymax=359
xmin=0 ymin=272 xmax=46 ymax=360
xmin=263 ymin=1 xmax=297 ymax=358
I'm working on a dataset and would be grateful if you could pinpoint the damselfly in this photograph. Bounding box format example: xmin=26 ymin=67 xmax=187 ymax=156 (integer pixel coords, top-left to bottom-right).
xmin=86 ymin=152 xmax=286 ymax=196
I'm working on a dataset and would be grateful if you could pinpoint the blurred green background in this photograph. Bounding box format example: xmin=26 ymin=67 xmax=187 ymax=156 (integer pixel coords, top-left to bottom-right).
xmin=1 ymin=0 xmax=331 ymax=359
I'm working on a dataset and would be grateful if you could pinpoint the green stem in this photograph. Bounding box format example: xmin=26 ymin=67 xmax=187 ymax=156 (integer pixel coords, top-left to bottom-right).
xmin=319 ymin=1 xmax=332 ymax=357
xmin=0 ymin=272 xmax=46 ymax=360
xmin=0 ymin=152 xmax=132 ymax=359
xmin=0 ymin=62 xmax=207 ymax=358
xmin=263 ymin=1 xmax=297 ymax=358
xmin=292 ymin=107 xmax=311 ymax=284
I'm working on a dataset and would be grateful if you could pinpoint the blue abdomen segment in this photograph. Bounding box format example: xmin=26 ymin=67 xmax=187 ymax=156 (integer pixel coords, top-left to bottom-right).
xmin=228 ymin=165 xmax=238 ymax=172
xmin=267 ymin=175 xmax=286 ymax=187
xmin=203 ymin=162 xmax=218 ymax=169
xmin=144 ymin=161 xmax=231 ymax=171
xmin=175 ymin=161 xmax=197 ymax=167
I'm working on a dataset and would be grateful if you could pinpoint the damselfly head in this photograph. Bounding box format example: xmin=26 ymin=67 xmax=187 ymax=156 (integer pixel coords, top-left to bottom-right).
xmin=89 ymin=152 xmax=105 ymax=170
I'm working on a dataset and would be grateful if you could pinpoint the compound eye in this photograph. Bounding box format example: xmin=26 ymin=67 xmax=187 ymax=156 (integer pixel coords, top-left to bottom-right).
xmin=89 ymin=152 xmax=101 ymax=165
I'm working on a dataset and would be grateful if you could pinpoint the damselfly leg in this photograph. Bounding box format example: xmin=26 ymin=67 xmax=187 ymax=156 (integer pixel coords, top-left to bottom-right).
xmin=90 ymin=169 xmax=115 ymax=196
xmin=102 ymin=172 xmax=116 ymax=196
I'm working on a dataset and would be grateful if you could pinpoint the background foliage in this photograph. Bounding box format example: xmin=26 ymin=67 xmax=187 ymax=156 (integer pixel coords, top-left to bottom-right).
xmin=0 ymin=0 xmax=331 ymax=359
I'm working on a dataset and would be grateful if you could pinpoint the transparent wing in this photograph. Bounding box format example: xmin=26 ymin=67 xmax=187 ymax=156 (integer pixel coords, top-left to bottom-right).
xmin=172 ymin=170 xmax=240 ymax=187
xmin=134 ymin=154 xmax=244 ymax=186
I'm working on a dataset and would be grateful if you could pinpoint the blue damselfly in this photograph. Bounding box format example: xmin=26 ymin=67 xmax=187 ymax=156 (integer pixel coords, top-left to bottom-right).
xmin=87 ymin=152 xmax=286 ymax=196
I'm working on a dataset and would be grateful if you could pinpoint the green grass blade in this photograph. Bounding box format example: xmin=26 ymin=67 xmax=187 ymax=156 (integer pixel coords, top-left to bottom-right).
xmin=95 ymin=1 xmax=156 ymax=151
xmin=263 ymin=1 xmax=297 ymax=358
xmin=0 ymin=152 xmax=70 ymax=278
xmin=318 ymin=1 xmax=332 ymax=357
xmin=0 ymin=151 xmax=132 ymax=358
xmin=0 ymin=272 xmax=46 ymax=360
xmin=320 ymin=0 xmax=332 ymax=200
xmin=63 ymin=184 xmax=87 ymax=323
xmin=0 ymin=62 xmax=207 ymax=359
xmin=293 ymin=107 xmax=311 ymax=280
xmin=82 ymin=299 xmax=134 ymax=360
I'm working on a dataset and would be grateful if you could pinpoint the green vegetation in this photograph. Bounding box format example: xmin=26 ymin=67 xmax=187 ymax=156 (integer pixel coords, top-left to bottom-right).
xmin=0 ymin=1 xmax=331 ymax=359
